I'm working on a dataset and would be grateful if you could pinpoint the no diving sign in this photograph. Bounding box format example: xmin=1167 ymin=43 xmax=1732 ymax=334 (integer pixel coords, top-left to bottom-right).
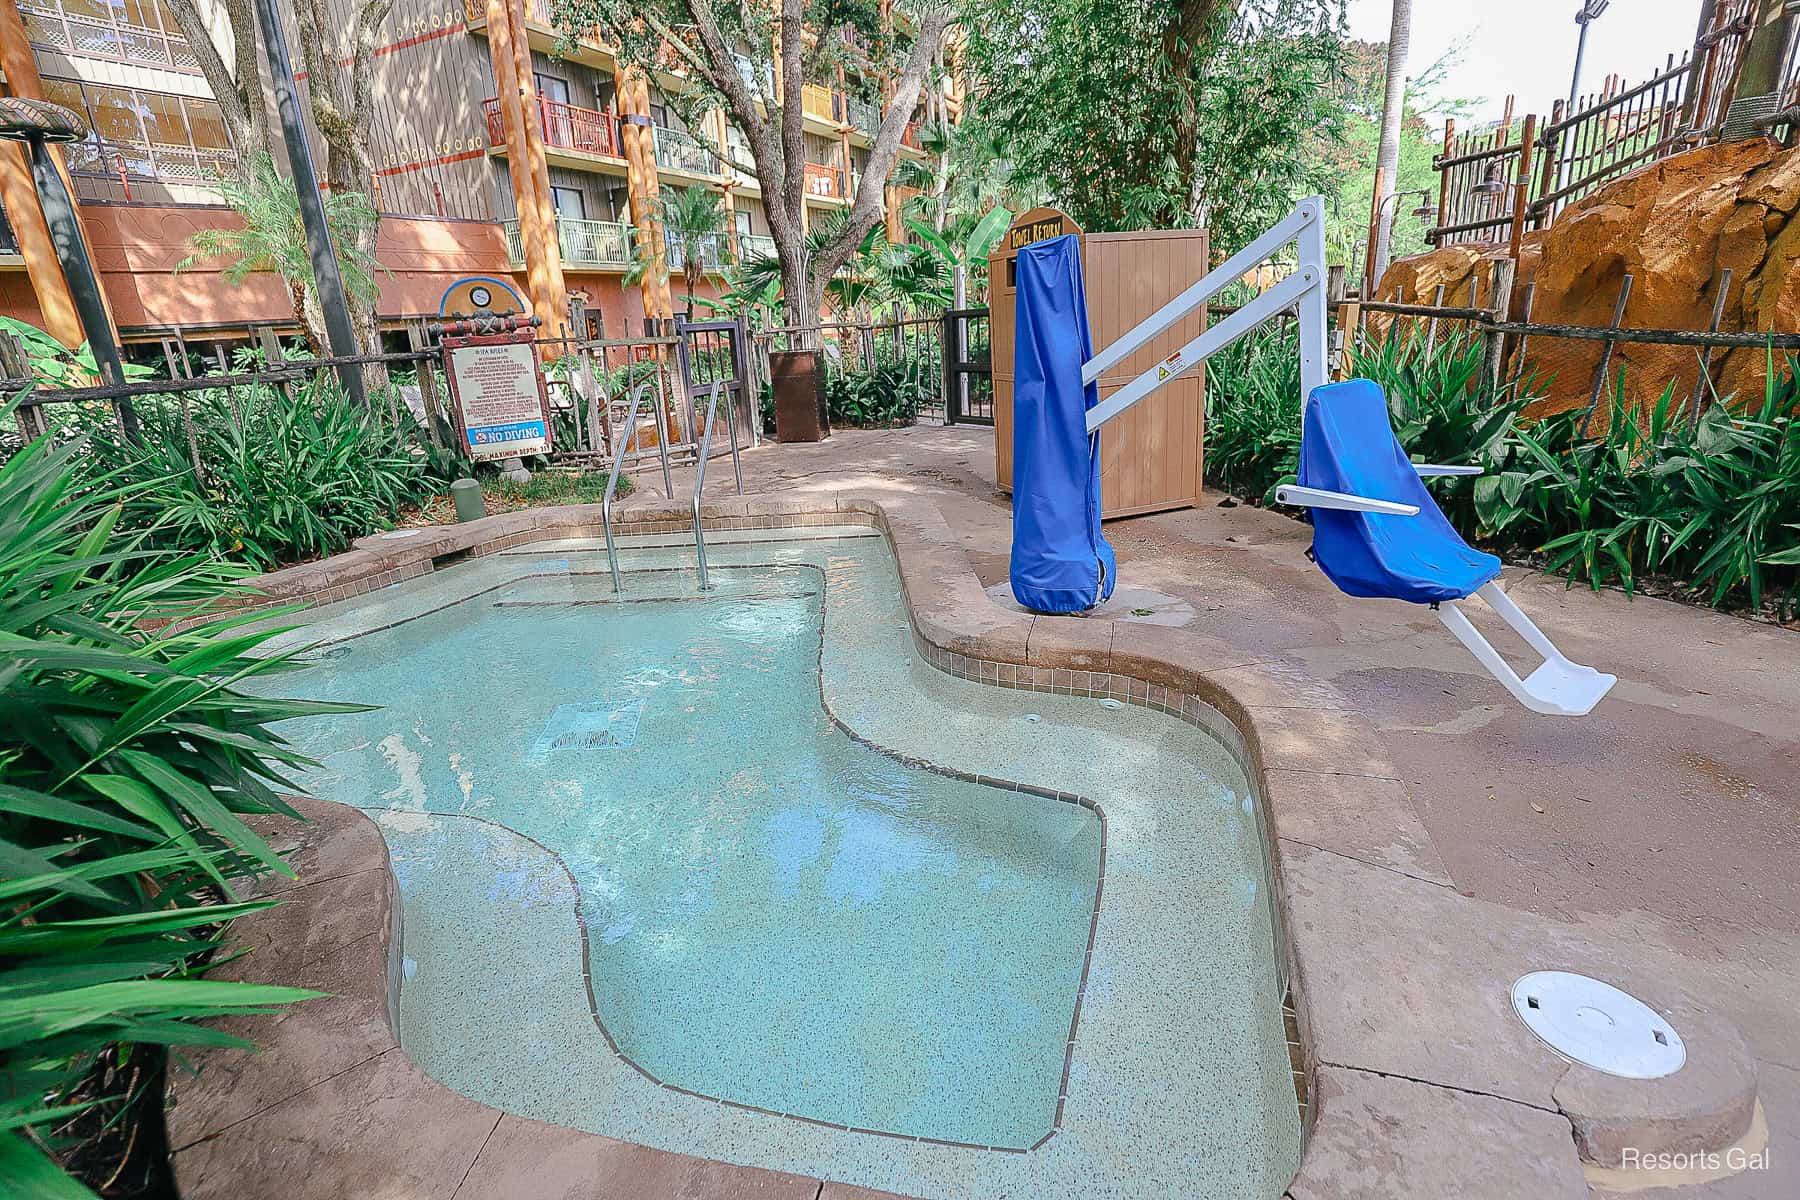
xmin=439 ymin=317 xmax=553 ymax=461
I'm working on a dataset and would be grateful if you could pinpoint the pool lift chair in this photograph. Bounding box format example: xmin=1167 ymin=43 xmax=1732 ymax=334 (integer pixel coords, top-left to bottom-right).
xmin=1069 ymin=196 xmax=1616 ymax=717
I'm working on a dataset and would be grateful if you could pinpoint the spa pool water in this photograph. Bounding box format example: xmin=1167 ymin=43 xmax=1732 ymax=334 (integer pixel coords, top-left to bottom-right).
xmin=264 ymin=529 xmax=1299 ymax=1199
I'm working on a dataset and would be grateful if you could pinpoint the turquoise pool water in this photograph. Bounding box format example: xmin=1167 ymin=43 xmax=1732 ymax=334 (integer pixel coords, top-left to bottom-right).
xmin=278 ymin=563 xmax=1100 ymax=1148
xmin=265 ymin=528 xmax=1300 ymax=1199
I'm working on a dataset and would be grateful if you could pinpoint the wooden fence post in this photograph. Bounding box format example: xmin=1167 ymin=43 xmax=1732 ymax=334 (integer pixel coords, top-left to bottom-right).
xmin=1689 ymin=267 xmax=1733 ymax=421
xmin=1509 ymin=282 xmax=1539 ymax=389
xmin=1484 ymin=258 xmax=1517 ymax=394
xmin=1425 ymin=283 xmax=1448 ymax=354
xmin=1510 ymin=113 xmax=1539 ymax=256
xmin=406 ymin=322 xmax=449 ymax=449
xmin=1581 ymin=274 xmax=1634 ymax=435
xmin=0 ymin=330 xmax=47 ymax=442
xmin=1434 ymin=120 xmax=1455 ymax=238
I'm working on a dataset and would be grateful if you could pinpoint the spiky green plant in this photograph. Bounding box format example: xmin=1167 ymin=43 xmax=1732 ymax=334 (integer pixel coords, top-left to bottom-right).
xmin=0 ymin=393 xmax=355 ymax=1194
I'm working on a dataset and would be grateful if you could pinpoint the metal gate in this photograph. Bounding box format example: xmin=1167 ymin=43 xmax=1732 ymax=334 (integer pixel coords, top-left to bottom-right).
xmin=941 ymin=307 xmax=993 ymax=425
xmin=675 ymin=317 xmax=758 ymax=450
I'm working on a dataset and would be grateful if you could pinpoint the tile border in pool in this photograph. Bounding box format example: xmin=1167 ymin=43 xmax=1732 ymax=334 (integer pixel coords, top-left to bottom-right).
xmin=164 ymin=491 xmax=1755 ymax=1200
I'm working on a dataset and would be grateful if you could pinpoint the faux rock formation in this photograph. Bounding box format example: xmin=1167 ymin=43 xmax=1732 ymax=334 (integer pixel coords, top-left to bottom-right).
xmin=1373 ymin=138 xmax=1800 ymax=422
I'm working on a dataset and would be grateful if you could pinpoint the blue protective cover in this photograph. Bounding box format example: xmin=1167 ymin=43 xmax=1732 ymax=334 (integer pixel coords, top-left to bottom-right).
xmin=1297 ymin=378 xmax=1501 ymax=604
xmin=1008 ymin=234 xmax=1117 ymax=614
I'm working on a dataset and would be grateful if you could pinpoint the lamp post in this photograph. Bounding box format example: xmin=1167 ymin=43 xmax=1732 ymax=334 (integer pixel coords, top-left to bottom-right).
xmin=248 ymin=0 xmax=367 ymax=406
xmin=1568 ymin=0 xmax=1610 ymax=110
xmin=0 ymin=97 xmax=137 ymax=436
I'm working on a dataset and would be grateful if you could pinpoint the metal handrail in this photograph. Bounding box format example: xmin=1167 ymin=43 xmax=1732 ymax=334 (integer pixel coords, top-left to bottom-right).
xmin=689 ymin=379 xmax=745 ymax=591
xmin=602 ymin=382 xmax=652 ymax=592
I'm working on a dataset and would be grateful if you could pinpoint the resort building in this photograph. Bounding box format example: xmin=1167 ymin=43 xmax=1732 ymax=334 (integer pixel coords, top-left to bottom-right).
xmin=0 ymin=0 xmax=957 ymax=352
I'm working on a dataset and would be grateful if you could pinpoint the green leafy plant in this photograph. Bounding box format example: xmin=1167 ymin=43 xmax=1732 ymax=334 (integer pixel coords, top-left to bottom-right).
xmin=0 ymin=395 xmax=352 ymax=1194
xmin=1207 ymin=320 xmax=1800 ymax=617
xmin=78 ymin=368 xmax=440 ymax=570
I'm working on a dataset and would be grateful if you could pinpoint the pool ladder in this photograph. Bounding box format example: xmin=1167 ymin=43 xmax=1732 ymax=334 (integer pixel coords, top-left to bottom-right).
xmin=602 ymin=380 xmax=743 ymax=592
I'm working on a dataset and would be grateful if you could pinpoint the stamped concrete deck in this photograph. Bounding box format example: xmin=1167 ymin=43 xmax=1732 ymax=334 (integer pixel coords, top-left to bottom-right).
xmin=646 ymin=424 xmax=1798 ymax=1199
xmin=164 ymin=425 xmax=1795 ymax=1199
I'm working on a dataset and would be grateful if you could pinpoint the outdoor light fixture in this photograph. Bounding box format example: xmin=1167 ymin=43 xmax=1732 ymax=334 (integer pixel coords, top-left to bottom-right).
xmin=0 ymin=96 xmax=137 ymax=435
xmin=1412 ymin=196 xmax=1438 ymax=223
xmin=1471 ymin=164 xmax=1508 ymax=198
xmin=1568 ymin=0 xmax=1611 ymax=109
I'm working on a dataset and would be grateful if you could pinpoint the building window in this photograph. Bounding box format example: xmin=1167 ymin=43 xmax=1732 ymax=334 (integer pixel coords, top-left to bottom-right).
xmin=534 ymin=74 xmax=571 ymax=106
xmin=19 ymin=0 xmax=201 ymax=75
xmin=42 ymin=75 xmax=235 ymax=193
xmin=550 ymin=186 xmax=586 ymax=220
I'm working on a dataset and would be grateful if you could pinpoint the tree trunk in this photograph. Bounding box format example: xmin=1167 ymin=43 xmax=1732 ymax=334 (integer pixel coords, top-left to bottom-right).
xmin=292 ymin=0 xmax=391 ymax=370
xmin=1165 ymin=0 xmax=1236 ymax=225
xmin=1370 ymin=0 xmax=1412 ymax=289
xmin=780 ymin=254 xmax=814 ymax=344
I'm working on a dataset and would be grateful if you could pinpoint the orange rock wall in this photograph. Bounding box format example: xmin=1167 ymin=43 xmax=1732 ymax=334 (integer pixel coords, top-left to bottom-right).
xmin=1373 ymin=138 xmax=1800 ymax=420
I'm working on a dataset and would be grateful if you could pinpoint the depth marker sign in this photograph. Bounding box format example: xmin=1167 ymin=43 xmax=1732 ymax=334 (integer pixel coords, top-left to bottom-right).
xmin=439 ymin=312 xmax=553 ymax=461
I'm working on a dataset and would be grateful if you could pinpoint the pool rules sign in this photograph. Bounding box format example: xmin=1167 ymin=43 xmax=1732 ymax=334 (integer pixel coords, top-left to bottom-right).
xmin=439 ymin=312 xmax=553 ymax=461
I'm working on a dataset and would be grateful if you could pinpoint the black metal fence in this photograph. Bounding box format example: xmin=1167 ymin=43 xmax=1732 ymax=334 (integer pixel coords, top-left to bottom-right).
xmin=747 ymin=311 xmax=947 ymax=428
xmin=941 ymin=308 xmax=993 ymax=425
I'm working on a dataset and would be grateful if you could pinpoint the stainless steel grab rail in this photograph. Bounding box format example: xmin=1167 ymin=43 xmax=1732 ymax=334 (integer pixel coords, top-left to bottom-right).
xmin=689 ymin=379 xmax=745 ymax=591
xmin=602 ymin=382 xmax=653 ymax=592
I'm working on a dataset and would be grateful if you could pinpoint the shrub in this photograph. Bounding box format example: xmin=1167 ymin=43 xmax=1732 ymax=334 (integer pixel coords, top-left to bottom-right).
xmin=0 ymin=396 xmax=350 ymax=1194
xmin=78 ymin=370 xmax=441 ymax=571
xmin=1205 ymin=323 xmax=1800 ymax=616
xmin=1202 ymin=322 xmax=1304 ymax=504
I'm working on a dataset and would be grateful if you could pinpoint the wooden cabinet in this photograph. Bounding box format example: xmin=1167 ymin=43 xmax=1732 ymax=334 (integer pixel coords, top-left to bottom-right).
xmin=990 ymin=209 xmax=1209 ymax=519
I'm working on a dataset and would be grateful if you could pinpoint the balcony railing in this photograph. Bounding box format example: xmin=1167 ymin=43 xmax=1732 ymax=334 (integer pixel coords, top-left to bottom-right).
xmin=803 ymin=161 xmax=845 ymax=199
xmin=62 ymin=137 xmax=233 ymax=198
xmin=20 ymin=1 xmax=201 ymax=74
xmin=464 ymin=0 xmax=552 ymax=25
xmin=0 ymin=205 xmax=18 ymax=256
xmin=665 ymin=231 xmax=730 ymax=272
xmin=483 ymin=97 xmax=620 ymax=159
xmin=901 ymin=121 xmax=923 ymax=150
xmin=653 ymin=125 xmax=718 ymax=176
xmin=802 ymin=83 xmax=845 ymax=123
xmin=504 ymin=215 xmax=636 ymax=268
xmin=739 ymin=233 xmax=776 ymax=261
xmin=848 ymin=98 xmax=880 ymax=136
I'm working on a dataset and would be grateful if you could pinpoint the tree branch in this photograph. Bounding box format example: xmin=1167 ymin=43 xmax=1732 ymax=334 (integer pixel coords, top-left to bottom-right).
xmin=162 ymin=0 xmax=266 ymax=167
xmin=810 ymin=4 xmax=950 ymax=292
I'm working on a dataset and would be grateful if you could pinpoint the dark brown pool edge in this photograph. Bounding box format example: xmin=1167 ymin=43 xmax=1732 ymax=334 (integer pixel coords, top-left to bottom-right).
xmin=163 ymin=493 xmax=1763 ymax=1200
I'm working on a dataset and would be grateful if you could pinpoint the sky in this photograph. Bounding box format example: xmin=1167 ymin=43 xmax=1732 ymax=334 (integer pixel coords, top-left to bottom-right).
xmin=1343 ymin=0 xmax=1703 ymax=125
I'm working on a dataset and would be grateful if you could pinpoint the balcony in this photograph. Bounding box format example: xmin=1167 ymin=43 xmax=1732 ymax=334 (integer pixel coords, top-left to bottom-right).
xmin=483 ymin=97 xmax=621 ymax=161
xmin=665 ymin=231 xmax=731 ymax=272
xmin=62 ymin=137 xmax=233 ymax=203
xmin=803 ymin=161 xmax=846 ymax=201
xmin=848 ymin=98 xmax=880 ymax=137
xmin=739 ymin=233 xmax=777 ymax=261
xmin=462 ymin=0 xmax=617 ymax=71
xmin=902 ymin=121 xmax=924 ymax=151
xmin=801 ymin=84 xmax=845 ymax=124
xmin=652 ymin=126 xmax=719 ymax=177
xmin=503 ymin=215 xmax=636 ymax=270
xmin=0 ymin=204 xmax=19 ymax=260
xmin=20 ymin=1 xmax=202 ymax=75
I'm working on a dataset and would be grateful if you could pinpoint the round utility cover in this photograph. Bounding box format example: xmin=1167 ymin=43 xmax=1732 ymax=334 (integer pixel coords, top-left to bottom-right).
xmin=1511 ymin=971 xmax=1685 ymax=1079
